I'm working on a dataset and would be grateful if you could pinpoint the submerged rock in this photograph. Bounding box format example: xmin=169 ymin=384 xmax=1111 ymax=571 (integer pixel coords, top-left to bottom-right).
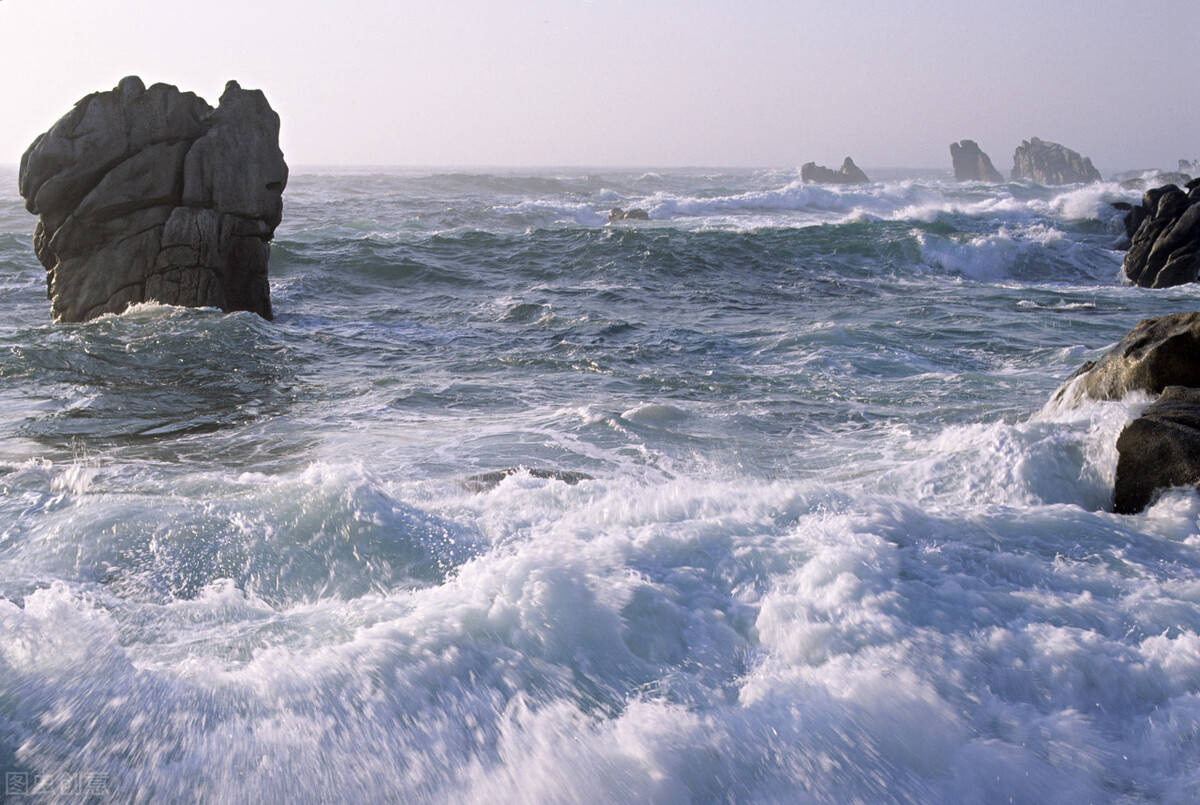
xmin=1120 ymin=184 xmax=1200 ymax=287
xmin=949 ymin=140 xmax=1003 ymax=183
xmin=1114 ymin=386 xmax=1200 ymax=513
xmin=1052 ymin=312 xmax=1200 ymax=405
xmin=1119 ymin=171 xmax=1192 ymax=191
xmin=801 ymin=157 xmax=869 ymax=185
xmin=462 ymin=467 xmax=593 ymax=493
xmin=19 ymin=76 xmax=287 ymax=322
xmin=609 ymin=207 xmax=649 ymax=222
xmin=1010 ymin=137 xmax=1101 ymax=185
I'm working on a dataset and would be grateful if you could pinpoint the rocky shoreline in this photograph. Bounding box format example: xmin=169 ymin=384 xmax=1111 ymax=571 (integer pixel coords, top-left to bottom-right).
xmin=1054 ymin=312 xmax=1200 ymax=513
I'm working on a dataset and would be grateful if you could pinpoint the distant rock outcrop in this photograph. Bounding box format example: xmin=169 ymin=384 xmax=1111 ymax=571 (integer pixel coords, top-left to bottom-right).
xmin=1119 ymin=183 xmax=1200 ymax=288
xmin=18 ymin=76 xmax=287 ymax=322
xmin=949 ymin=140 xmax=1003 ymax=182
xmin=1114 ymin=386 xmax=1200 ymax=513
xmin=801 ymin=157 xmax=869 ymax=185
xmin=1052 ymin=312 xmax=1200 ymax=405
xmin=1181 ymin=159 xmax=1200 ymax=174
xmin=1010 ymin=137 xmax=1101 ymax=185
xmin=609 ymin=207 xmax=649 ymax=222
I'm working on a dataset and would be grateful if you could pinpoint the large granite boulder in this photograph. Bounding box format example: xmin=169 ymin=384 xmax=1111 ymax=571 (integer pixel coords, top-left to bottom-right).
xmin=19 ymin=76 xmax=287 ymax=322
xmin=801 ymin=157 xmax=869 ymax=184
xmin=1052 ymin=312 xmax=1200 ymax=405
xmin=1114 ymin=386 xmax=1200 ymax=513
xmin=1118 ymin=183 xmax=1200 ymax=288
xmin=1011 ymin=137 xmax=1101 ymax=185
xmin=949 ymin=140 xmax=1003 ymax=182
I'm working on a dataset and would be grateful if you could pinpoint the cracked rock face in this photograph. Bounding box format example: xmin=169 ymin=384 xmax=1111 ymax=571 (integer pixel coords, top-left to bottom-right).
xmin=18 ymin=76 xmax=287 ymax=322
xmin=1010 ymin=136 xmax=1101 ymax=185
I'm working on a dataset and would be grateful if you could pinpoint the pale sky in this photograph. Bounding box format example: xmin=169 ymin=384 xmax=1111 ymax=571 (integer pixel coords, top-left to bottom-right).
xmin=1 ymin=0 xmax=1196 ymax=171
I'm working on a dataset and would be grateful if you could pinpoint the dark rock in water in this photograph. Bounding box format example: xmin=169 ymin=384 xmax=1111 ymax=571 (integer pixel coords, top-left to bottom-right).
xmin=462 ymin=467 xmax=593 ymax=493
xmin=1119 ymin=184 xmax=1200 ymax=287
xmin=949 ymin=140 xmax=1003 ymax=182
xmin=1114 ymin=386 xmax=1200 ymax=513
xmin=1188 ymin=177 xmax=1200 ymax=192
xmin=1110 ymin=200 xmax=1146 ymax=249
xmin=1052 ymin=312 xmax=1200 ymax=405
xmin=609 ymin=207 xmax=649 ymax=222
xmin=19 ymin=76 xmax=287 ymax=322
xmin=801 ymin=157 xmax=869 ymax=184
xmin=1010 ymin=137 xmax=1101 ymax=185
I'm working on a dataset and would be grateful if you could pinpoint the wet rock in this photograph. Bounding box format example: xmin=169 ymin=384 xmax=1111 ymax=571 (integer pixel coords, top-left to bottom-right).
xmin=19 ymin=77 xmax=287 ymax=322
xmin=1114 ymin=386 xmax=1200 ymax=513
xmin=949 ymin=140 xmax=1003 ymax=183
xmin=1010 ymin=137 xmax=1101 ymax=185
xmin=1052 ymin=312 xmax=1200 ymax=405
xmin=609 ymin=207 xmax=650 ymax=221
xmin=1120 ymin=184 xmax=1200 ymax=288
xmin=801 ymin=157 xmax=869 ymax=184
xmin=462 ymin=467 xmax=593 ymax=493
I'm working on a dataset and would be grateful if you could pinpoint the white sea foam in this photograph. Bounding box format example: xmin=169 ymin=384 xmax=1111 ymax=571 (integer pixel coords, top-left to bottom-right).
xmin=5 ymin=440 xmax=1200 ymax=801
xmin=494 ymin=199 xmax=608 ymax=226
xmin=916 ymin=224 xmax=1120 ymax=281
xmin=5 ymin=167 xmax=1200 ymax=802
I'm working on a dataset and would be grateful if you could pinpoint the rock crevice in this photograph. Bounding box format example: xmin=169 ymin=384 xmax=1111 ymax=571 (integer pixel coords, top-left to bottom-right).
xmin=19 ymin=76 xmax=287 ymax=322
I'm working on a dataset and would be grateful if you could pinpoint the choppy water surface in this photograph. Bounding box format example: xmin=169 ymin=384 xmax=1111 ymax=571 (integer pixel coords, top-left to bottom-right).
xmin=2 ymin=166 xmax=1200 ymax=803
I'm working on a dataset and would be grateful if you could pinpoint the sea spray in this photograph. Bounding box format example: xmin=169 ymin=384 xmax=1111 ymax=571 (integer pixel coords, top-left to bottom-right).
xmin=2 ymin=166 xmax=1200 ymax=802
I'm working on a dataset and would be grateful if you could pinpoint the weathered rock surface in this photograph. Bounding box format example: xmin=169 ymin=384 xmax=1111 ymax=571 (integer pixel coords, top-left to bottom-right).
xmin=949 ymin=140 xmax=1003 ymax=182
xmin=19 ymin=76 xmax=287 ymax=322
xmin=609 ymin=207 xmax=649 ymax=221
xmin=801 ymin=157 xmax=869 ymax=185
xmin=1119 ymin=184 xmax=1200 ymax=287
xmin=1010 ymin=137 xmax=1101 ymax=185
xmin=1052 ymin=312 xmax=1200 ymax=405
xmin=1114 ymin=386 xmax=1200 ymax=513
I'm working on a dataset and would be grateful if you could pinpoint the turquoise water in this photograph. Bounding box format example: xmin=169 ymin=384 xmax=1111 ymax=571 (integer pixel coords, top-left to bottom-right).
xmin=2 ymin=166 xmax=1200 ymax=802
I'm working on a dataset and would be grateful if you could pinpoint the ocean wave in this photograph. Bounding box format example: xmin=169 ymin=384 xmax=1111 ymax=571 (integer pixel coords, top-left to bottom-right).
xmin=915 ymin=224 xmax=1122 ymax=282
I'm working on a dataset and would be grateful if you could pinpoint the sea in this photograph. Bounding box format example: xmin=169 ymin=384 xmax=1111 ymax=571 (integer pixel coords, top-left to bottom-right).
xmin=2 ymin=165 xmax=1199 ymax=803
